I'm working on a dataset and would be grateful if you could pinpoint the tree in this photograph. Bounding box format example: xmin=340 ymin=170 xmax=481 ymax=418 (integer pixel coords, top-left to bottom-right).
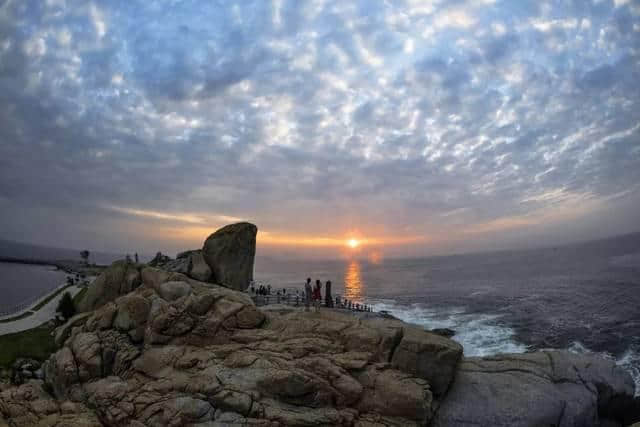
xmin=80 ymin=250 xmax=90 ymax=265
xmin=56 ymin=292 xmax=76 ymax=320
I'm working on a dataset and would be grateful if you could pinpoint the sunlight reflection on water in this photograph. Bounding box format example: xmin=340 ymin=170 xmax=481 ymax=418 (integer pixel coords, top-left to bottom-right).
xmin=344 ymin=260 xmax=364 ymax=301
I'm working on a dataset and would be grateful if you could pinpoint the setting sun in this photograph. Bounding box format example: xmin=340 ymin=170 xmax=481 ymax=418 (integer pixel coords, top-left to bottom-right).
xmin=347 ymin=238 xmax=360 ymax=248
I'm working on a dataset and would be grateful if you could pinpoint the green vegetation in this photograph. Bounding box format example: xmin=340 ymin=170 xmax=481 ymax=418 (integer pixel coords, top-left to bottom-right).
xmin=73 ymin=287 xmax=88 ymax=309
xmin=0 ymin=325 xmax=56 ymax=368
xmin=56 ymin=292 xmax=76 ymax=320
xmin=32 ymin=283 xmax=74 ymax=312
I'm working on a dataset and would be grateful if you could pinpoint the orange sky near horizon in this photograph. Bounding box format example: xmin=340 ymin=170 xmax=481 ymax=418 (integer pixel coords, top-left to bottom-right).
xmin=170 ymin=225 xmax=426 ymax=249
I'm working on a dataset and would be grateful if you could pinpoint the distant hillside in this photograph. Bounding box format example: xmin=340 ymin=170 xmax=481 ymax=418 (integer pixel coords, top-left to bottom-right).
xmin=0 ymin=239 xmax=124 ymax=266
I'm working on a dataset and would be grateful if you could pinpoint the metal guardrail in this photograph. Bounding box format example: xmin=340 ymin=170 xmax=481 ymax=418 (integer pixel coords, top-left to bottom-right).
xmin=250 ymin=293 xmax=373 ymax=312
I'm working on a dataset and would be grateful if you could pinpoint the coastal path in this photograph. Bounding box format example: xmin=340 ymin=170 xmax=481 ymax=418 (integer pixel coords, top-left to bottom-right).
xmin=0 ymin=284 xmax=85 ymax=336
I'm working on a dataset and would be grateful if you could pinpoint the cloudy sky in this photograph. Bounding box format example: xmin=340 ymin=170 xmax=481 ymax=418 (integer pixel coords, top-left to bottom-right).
xmin=1 ymin=0 xmax=639 ymax=259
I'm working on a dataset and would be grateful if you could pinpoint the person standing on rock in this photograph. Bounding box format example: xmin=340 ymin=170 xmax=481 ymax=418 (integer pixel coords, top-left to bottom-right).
xmin=304 ymin=278 xmax=312 ymax=311
xmin=325 ymin=280 xmax=333 ymax=308
xmin=313 ymin=279 xmax=322 ymax=312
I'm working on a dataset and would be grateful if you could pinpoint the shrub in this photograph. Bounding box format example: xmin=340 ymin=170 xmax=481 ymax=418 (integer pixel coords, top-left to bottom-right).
xmin=56 ymin=292 xmax=76 ymax=320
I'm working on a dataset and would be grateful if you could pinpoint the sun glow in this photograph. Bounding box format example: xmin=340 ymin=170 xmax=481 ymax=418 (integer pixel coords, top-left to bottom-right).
xmin=347 ymin=238 xmax=360 ymax=248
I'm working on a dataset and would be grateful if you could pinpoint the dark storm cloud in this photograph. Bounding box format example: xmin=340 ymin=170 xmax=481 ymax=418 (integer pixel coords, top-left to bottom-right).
xmin=1 ymin=0 xmax=639 ymax=254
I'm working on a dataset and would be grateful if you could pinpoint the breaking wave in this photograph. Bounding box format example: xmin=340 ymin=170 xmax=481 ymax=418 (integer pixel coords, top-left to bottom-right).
xmin=367 ymin=299 xmax=528 ymax=357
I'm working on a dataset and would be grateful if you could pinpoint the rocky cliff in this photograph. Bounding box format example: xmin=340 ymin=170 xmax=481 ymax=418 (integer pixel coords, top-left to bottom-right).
xmin=0 ymin=223 xmax=638 ymax=426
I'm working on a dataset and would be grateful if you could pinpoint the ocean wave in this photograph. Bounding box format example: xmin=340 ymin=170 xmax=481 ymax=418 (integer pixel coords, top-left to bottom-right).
xmin=609 ymin=252 xmax=640 ymax=268
xmin=365 ymin=299 xmax=639 ymax=396
xmin=368 ymin=299 xmax=528 ymax=357
xmin=568 ymin=341 xmax=640 ymax=397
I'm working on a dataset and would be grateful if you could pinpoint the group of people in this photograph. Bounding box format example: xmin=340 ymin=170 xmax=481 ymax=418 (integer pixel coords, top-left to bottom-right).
xmin=250 ymin=283 xmax=272 ymax=296
xmin=248 ymin=279 xmax=373 ymax=313
xmin=304 ymin=278 xmax=333 ymax=312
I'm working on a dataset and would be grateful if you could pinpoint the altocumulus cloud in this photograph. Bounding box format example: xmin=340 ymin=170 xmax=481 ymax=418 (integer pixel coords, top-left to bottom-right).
xmin=0 ymin=0 xmax=639 ymax=256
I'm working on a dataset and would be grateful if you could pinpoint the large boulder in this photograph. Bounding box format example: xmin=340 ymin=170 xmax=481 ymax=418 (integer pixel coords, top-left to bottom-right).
xmin=202 ymin=222 xmax=257 ymax=291
xmin=390 ymin=324 xmax=463 ymax=397
xmin=77 ymin=260 xmax=141 ymax=312
xmin=432 ymin=350 xmax=638 ymax=427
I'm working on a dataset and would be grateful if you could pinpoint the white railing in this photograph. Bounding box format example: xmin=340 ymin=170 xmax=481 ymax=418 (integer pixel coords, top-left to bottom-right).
xmin=249 ymin=292 xmax=374 ymax=312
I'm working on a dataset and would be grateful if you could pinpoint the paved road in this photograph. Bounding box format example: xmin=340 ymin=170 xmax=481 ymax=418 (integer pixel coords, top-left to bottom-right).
xmin=0 ymin=285 xmax=84 ymax=335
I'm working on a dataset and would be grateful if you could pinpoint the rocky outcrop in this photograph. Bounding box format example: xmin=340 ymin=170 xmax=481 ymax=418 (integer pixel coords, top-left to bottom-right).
xmin=7 ymin=359 xmax=43 ymax=386
xmin=1 ymin=228 xmax=637 ymax=426
xmin=202 ymin=222 xmax=257 ymax=291
xmin=432 ymin=351 xmax=637 ymax=427
xmin=0 ymin=380 xmax=101 ymax=426
xmin=17 ymin=266 xmax=465 ymax=426
xmin=149 ymin=250 xmax=213 ymax=282
xmin=76 ymin=260 xmax=142 ymax=312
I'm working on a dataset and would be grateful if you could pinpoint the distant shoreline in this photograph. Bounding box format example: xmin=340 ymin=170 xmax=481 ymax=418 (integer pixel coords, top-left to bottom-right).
xmin=0 ymin=256 xmax=61 ymax=268
xmin=0 ymin=257 xmax=108 ymax=275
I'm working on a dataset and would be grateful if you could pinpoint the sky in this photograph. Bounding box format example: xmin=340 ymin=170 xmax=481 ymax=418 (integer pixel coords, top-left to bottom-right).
xmin=0 ymin=0 xmax=639 ymax=259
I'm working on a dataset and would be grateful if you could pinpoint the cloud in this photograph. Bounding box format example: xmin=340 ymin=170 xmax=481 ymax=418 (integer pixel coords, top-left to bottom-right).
xmin=0 ymin=0 xmax=639 ymax=256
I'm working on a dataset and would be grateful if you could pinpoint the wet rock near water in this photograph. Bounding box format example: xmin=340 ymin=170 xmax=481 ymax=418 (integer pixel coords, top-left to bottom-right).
xmin=429 ymin=328 xmax=456 ymax=338
xmin=432 ymin=351 xmax=639 ymax=427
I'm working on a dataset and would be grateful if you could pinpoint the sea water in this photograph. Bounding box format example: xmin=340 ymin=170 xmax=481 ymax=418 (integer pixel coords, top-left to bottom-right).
xmin=255 ymin=232 xmax=640 ymax=395
xmin=0 ymin=262 xmax=69 ymax=314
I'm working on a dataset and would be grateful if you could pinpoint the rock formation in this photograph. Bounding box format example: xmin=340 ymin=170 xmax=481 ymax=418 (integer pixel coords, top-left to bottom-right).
xmin=77 ymin=260 xmax=141 ymax=312
xmin=2 ymin=222 xmax=638 ymax=426
xmin=432 ymin=352 xmax=637 ymax=427
xmin=0 ymin=380 xmax=101 ymax=426
xmin=202 ymin=222 xmax=257 ymax=291
xmin=147 ymin=250 xmax=212 ymax=283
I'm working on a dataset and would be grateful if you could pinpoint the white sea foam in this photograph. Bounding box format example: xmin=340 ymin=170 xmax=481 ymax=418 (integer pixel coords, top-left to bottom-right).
xmin=368 ymin=300 xmax=640 ymax=397
xmin=568 ymin=341 xmax=640 ymax=397
xmin=368 ymin=299 xmax=528 ymax=357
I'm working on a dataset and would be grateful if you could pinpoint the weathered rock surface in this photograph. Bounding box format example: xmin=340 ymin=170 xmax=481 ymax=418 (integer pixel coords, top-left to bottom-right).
xmin=0 ymin=265 xmax=467 ymax=426
xmin=77 ymin=260 xmax=142 ymax=312
xmin=432 ymin=351 xmax=637 ymax=427
xmin=0 ymin=380 xmax=101 ymax=426
xmin=2 ymin=228 xmax=637 ymax=426
xmin=149 ymin=250 xmax=213 ymax=282
xmin=202 ymin=222 xmax=257 ymax=291
xmin=7 ymin=359 xmax=43 ymax=386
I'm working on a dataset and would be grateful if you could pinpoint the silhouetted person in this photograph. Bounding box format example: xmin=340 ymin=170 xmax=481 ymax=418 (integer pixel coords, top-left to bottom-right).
xmin=134 ymin=253 xmax=139 ymax=263
xmin=313 ymin=279 xmax=322 ymax=312
xmin=325 ymin=280 xmax=333 ymax=308
xmin=304 ymin=278 xmax=312 ymax=311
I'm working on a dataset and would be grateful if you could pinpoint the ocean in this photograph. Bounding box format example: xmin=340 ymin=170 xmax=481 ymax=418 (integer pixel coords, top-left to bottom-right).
xmin=1 ymin=233 xmax=638 ymax=394
xmin=255 ymin=232 xmax=640 ymax=395
xmin=0 ymin=239 xmax=123 ymax=316
xmin=0 ymin=263 xmax=69 ymax=315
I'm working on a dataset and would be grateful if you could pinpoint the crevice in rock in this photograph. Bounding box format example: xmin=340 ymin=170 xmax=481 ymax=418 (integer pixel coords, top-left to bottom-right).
xmin=545 ymin=351 xmax=556 ymax=379
xmin=556 ymin=400 xmax=567 ymax=426
xmin=387 ymin=327 xmax=404 ymax=363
